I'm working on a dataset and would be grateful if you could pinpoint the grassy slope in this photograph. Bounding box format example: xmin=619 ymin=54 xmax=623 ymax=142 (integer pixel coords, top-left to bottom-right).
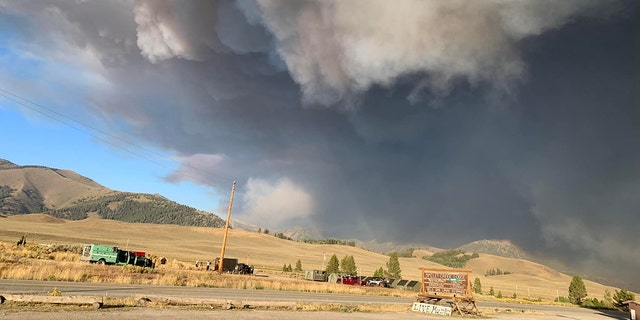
xmin=0 ymin=167 xmax=113 ymax=209
xmin=0 ymin=214 xmax=624 ymax=301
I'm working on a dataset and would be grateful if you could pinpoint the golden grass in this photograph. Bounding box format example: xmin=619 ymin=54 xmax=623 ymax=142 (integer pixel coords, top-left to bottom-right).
xmin=0 ymin=215 xmax=630 ymax=303
xmin=0 ymin=242 xmax=414 ymax=296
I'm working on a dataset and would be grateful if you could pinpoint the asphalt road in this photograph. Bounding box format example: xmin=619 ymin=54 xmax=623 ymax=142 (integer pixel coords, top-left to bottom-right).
xmin=0 ymin=279 xmax=630 ymax=320
xmin=0 ymin=279 xmax=411 ymax=305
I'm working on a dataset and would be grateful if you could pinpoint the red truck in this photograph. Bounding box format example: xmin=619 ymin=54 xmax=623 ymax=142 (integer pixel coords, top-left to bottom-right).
xmin=337 ymin=275 xmax=366 ymax=286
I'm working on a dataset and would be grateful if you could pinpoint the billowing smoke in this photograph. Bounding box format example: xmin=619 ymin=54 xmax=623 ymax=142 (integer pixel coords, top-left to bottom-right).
xmin=132 ymin=0 xmax=603 ymax=107
xmin=0 ymin=0 xmax=637 ymax=290
xmin=240 ymin=177 xmax=315 ymax=229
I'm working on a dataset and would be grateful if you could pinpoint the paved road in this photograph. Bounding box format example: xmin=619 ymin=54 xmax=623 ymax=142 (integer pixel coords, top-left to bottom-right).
xmin=0 ymin=279 xmax=630 ymax=320
xmin=0 ymin=279 xmax=411 ymax=305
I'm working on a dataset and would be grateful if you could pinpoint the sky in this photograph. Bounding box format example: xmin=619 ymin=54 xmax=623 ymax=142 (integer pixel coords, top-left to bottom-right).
xmin=0 ymin=1 xmax=638 ymax=290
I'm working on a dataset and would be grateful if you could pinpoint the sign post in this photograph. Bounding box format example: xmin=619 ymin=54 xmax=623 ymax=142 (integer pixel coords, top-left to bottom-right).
xmin=416 ymin=267 xmax=478 ymax=316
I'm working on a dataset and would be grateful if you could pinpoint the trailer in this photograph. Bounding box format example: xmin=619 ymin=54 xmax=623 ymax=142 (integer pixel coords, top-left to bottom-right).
xmin=81 ymin=244 xmax=153 ymax=267
xmin=214 ymin=257 xmax=238 ymax=272
xmin=304 ymin=270 xmax=328 ymax=282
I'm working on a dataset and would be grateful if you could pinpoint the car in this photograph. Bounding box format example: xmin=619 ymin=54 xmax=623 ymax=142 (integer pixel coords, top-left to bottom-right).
xmin=366 ymin=277 xmax=386 ymax=287
xmin=233 ymin=263 xmax=254 ymax=274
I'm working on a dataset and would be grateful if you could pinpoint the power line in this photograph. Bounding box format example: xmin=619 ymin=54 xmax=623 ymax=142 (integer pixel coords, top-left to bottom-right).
xmin=0 ymin=87 xmax=235 ymax=190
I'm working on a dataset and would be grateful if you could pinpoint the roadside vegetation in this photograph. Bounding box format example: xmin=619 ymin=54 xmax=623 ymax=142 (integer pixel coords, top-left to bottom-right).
xmin=0 ymin=242 xmax=409 ymax=297
xmin=563 ymin=275 xmax=636 ymax=311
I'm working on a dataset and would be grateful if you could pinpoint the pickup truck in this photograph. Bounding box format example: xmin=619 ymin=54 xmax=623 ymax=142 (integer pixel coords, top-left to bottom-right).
xmin=337 ymin=275 xmax=366 ymax=286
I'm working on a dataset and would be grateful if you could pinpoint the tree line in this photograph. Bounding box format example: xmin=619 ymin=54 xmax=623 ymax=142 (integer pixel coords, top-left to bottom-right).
xmin=423 ymin=249 xmax=479 ymax=268
xmin=49 ymin=193 xmax=225 ymax=227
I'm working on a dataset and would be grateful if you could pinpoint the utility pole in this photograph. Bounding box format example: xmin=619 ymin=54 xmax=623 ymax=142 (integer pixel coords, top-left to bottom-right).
xmin=218 ymin=181 xmax=236 ymax=274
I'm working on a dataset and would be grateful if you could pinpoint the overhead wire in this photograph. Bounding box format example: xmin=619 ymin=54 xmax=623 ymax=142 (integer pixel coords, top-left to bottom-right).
xmin=0 ymin=87 xmax=235 ymax=192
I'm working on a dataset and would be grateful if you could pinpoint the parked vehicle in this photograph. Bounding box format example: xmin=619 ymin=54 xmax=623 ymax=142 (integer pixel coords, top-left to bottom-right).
xmin=304 ymin=270 xmax=328 ymax=282
xmin=337 ymin=275 xmax=366 ymax=286
xmin=214 ymin=257 xmax=239 ymax=272
xmin=366 ymin=277 xmax=388 ymax=287
xmin=81 ymin=244 xmax=153 ymax=267
xmin=232 ymin=263 xmax=254 ymax=274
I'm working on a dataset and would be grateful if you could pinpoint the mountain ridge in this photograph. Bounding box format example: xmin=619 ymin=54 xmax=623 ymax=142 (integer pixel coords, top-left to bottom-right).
xmin=0 ymin=158 xmax=225 ymax=228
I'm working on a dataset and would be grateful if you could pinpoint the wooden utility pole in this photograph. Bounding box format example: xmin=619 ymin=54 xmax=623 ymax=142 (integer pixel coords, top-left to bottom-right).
xmin=218 ymin=181 xmax=236 ymax=273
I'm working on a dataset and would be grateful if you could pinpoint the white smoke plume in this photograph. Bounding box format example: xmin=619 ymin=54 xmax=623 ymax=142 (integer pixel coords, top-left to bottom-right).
xmin=251 ymin=0 xmax=601 ymax=106
xmin=127 ymin=0 xmax=603 ymax=106
xmin=238 ymin=177 xmax=315 ymax=229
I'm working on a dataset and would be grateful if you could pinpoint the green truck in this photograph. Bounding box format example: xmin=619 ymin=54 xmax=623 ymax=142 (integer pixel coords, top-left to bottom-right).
xmin=81 ymin=244 xmax=153 ymax=268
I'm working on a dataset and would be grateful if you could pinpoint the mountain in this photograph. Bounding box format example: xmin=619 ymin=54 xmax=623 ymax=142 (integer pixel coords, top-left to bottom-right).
xmin=456 ymin=239 xmax=528 ymax=259
xmin=0 ymin=159 xmax=225 ymax=228
xmin=229 ymin=219 xmax=260 ymax=232
xmin=280 ymin=225 xmax=324 ymax=240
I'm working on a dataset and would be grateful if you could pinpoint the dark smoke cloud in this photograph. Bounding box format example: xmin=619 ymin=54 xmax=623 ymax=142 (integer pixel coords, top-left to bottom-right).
xmin=1 ymin=0 xmax=637 ymax=290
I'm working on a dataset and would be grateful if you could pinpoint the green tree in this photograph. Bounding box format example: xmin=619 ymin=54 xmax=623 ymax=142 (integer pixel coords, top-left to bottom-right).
xmin=385 ymin=251 xmax=402 ymax=279
xmin=473 ymin=277 xmax=482 ymax=294
xmin=603 ymin=289 xmax=613 ymax=308
xmin=568 ymin=275 xmax=587 ymax=305
xmin=295 ymin=259 xmax=303 ymax=271
xmin=497 ymin=291 xmax=503 ymax=298
xmin=326 ymin=254 xmax=340 ymax=274
xmin=373 ymin=267 xmax=385 ymax=278
xmin=282 ymin=264 xmax=288 ymax=272
xmin=340 ymin=255 xmax=357 ymax=275
xmin=397 ymin=247 xmax=415 ymax=258
xmin=489 ymin=287 xmax=495 ymax=296
xmin=613 ymin=289 xmax=635 ymax=310
xmin=287 ymin=264 xmax=292 ymax=272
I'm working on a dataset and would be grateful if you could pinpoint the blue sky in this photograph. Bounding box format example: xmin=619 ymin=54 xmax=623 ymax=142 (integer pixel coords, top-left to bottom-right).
xmin=0 ymin=1 xmax=638 ymax=290
xmin=0 ymin=104 xmax=223 ymax=213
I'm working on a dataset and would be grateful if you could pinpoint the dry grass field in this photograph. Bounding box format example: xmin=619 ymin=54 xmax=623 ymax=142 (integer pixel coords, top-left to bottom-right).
xmin=0 ymin=214 xmax=625 ymax=302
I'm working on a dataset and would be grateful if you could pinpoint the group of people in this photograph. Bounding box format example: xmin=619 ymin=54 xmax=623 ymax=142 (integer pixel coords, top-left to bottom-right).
xmin=195 ymin=260 xmax=212 ymax=271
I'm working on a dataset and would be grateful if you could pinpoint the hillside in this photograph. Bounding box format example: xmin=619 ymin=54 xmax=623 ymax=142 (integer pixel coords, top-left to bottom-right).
xmin=0 ymin=159 xmax=225 ymax=228
xmin=0 ymin=214 xmax=626 ymax=302
xmin=280 ymin=225 xmax=324 ymax=240
xmin=457 ymin=239 xmax=528 ymax=259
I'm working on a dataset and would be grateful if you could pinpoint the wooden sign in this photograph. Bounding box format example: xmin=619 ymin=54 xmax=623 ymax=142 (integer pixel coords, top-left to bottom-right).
xmin=417 ymin=268 xmax=477 ymax=315
xmin=419 ymin=268 xmax=472 ymax=298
